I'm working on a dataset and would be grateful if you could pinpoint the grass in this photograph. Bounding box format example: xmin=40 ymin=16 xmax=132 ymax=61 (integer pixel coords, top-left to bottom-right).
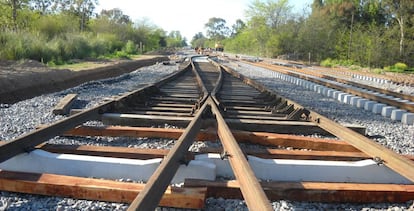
xmin=52 ymin=61 xmax=114 ymax=71
xmin=49 ymin=54 xmax=157 ymax=71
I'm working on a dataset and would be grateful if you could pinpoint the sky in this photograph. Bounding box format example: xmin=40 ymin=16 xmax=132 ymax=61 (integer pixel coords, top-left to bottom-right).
xmin=96 ymin=0 xmax=313 ymax=41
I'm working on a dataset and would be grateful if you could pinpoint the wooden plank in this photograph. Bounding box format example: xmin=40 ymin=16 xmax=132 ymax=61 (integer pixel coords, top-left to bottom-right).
xmin=225 ymin=114 xmax=288 ymax=121
xmin=233 ymin=131 xmax=359 ymax=152
xmin=35 ymin=143 xmax=394 ymax=162
xmin=184 ymin=179 xmax=414 ymax=203
xmin=36 ymin=143 xmax=174 ymax=160
xmin=129 ymin=111 xmax=193 ymax=117
xmin=64 ymin=126 xmax=359 ymax=152
xmin=127 ymin=101 xmax=208 ymax=210
xmin=150 ymin=103 xmax=195 ymax=108
xmin=209 ymin=98 xmax=272 ymax=210
xmin=52 ymin=94 xmax=78 ymax=115
xmin=36 ymin=142 xmax=414 ymax=162
xmin=160 ymin=93 xmax=200 ymax=98
xmin=132 ymin=106 xmax=193 ymax=112
xmin=101 ymin=113 xmax=193 ymax=128
xmin=0 ymin=170 xmax=206 ymax=209
xmin=224 ymin=118 xmax=330 ymax=135
xmin=314 ymin=114 xmax=414 ymax=182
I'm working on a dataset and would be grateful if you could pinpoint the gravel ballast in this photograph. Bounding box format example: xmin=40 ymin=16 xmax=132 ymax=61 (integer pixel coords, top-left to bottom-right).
xmin=1 ymin=55 xmax=414 ymax=210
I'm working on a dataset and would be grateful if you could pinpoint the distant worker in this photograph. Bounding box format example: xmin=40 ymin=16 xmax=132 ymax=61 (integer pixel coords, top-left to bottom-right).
xmin=215 ymin=42 xmax=224 ymax=52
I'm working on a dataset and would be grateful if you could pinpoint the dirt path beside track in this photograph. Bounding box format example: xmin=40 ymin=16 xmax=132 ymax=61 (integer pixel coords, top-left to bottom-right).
xmin=0 ymin=56 xmax=168 ymax=104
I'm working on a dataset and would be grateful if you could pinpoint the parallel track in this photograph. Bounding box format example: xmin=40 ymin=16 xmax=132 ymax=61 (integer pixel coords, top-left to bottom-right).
xmin=0 ymin=56 xmax=413 ymax=210
xmin=240 ymin=60 xmax=414 ymax=115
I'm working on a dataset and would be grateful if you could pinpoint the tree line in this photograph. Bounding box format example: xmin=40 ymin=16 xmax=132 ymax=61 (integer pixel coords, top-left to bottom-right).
xmin=192 ymin=0 xmax=414 ymax=71
xmin=0 ymin=0 xmax=187 ymax=64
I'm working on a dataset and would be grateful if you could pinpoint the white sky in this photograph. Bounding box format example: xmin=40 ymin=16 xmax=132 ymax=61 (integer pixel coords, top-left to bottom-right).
xmin=96 ymin=0 xmax=312 ymax=41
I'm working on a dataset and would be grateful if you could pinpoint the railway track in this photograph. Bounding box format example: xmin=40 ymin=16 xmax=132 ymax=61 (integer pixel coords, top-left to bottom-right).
xmin=237 ymin=59 xmax=414 ymax=125
xmin=0 ymin=56 xmax=413 ymax=210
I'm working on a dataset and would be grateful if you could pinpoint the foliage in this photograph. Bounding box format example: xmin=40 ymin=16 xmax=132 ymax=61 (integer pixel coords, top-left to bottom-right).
xmin=394 ymin=62 xmax=408 ymax=70
xmin=204 ymin=17 xmax=229 ymax=40
xmin=384 ymin=62 xmax=410 ymax=73
xmin=0 ymin=1 xmax=185 ymax=65
xmin=123 ymin=40 xmax=137 ymax=54
xmin=320 ymin=58 xmax=335 ymax=67
xmin=208 ymin=0 xmax=414 ymax=69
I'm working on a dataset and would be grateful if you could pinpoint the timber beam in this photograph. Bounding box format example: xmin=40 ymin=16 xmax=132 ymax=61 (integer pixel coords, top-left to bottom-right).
xmin=184 ymin=179 xmax=414 ymax=203
xmin=64 ymin=126 xmax=360 ymax=152
xmin=0 ymin=170 xmax=206 ymax=209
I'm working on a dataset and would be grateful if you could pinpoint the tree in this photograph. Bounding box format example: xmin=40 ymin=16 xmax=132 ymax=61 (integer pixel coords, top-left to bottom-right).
xmin=166 ymin=30 xmax=186 ymax=47
xmin=52 ymin=0 xmax=97 ymax=31
xmin=383 ymin=0 xmax=414 ymax=59
xmin=1 ymin=0 xmax=29 ymax=30
xmin=245 ymin=0 xmax=292 ymax=29
xmin=100 ymin=8 xmax=131 ymax=24
xmin=230 ymin=19 xmax=246 ymax=37
xmin=204 ymin=17 xmax=229 ymax=40
xmin=30 ymin=0 xmax=52 ymax=14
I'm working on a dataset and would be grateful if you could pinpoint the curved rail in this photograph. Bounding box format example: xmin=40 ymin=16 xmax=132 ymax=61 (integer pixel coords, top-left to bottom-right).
xmin=1 ymin=56 xmax=414 ymax=210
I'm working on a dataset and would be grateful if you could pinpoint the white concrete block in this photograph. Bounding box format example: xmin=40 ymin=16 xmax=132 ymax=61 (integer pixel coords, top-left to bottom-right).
xmin=391 ymin=109 xmax=406 ymax=121
xmin=372 ymin=103 xmax=386 ymax=114
xmin=350 ymin=97 xmax=361 ymax=106
xmin=337 ymin=93 xmax=347 ymax=102
xmin=333 ymin=91 xmax=343 ymax=99
xmin=357 ymin=99 xmax=368 ymax=108
xmin=314 ymin=85 xmax=321 ymax=92
xmin=396 ymin=99 xmax=410 ymax=103
xmin=317 ymin=86 xmax=324 ymax=94
xmin=0 ymin=150 xmax=216 ymax=184
xmin=248 ymin=156 xmax=410 ymax=184
xmin=402 ymin=113 xmax=414 ymax=125
xmin=195 ymin=154 xmax=410 ymax=184
xmin=343 ymin=94 xmax=353 ymax=104
xmin=381 ymin=106 xmax=396 ymax=117
xmin=322 ymin=88 xmax=330 ymax=96
xmin=364 ymin=101 xmax=376 ymax=111
xmin=327 ymin=89 xmax=335 ymax=97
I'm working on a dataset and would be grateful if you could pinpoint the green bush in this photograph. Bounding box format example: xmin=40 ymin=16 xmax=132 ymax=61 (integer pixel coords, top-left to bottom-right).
xmin=349 ymin=65 xmax=361 ymax=71
xmin=384 ymin=62 xmax=409 ymax=73
xmin=321 ymin=58 xmax=333 ymax=67
xmin=394 ymin=62 xmax=408 ymax=71
xmin=114 ymin=51 xmax=130 ymax=59
xmin=372 ymin=68 xmax=384 ymax=74
xmin=123 ymin=40 xmax=137 ymax=54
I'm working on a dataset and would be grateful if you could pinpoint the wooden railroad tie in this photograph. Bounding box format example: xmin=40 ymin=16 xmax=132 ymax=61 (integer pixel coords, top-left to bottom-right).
xmin=52 ymin=94 xmax=78 ymax=115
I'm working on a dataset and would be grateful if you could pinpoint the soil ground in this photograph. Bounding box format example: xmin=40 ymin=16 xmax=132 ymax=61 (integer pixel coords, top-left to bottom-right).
xmin=0 ymin=55 xmax=169 ymax=104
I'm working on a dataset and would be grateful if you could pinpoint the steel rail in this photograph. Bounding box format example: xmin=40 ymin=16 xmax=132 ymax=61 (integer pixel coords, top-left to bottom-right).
xmin=208 ymin=97 xmax=272 ymax=210
xmin=209 ymin=63 xmax=272 ymax=210
xmin=127 ymin=101 xmax=209 ymax=211
xmin=127 ymin=56 xmax=211 ymax=210
xmin=217 ymin=61 xmax=414 ymax=183
xmin=269 ymin=62 xmax=414 ymax=102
